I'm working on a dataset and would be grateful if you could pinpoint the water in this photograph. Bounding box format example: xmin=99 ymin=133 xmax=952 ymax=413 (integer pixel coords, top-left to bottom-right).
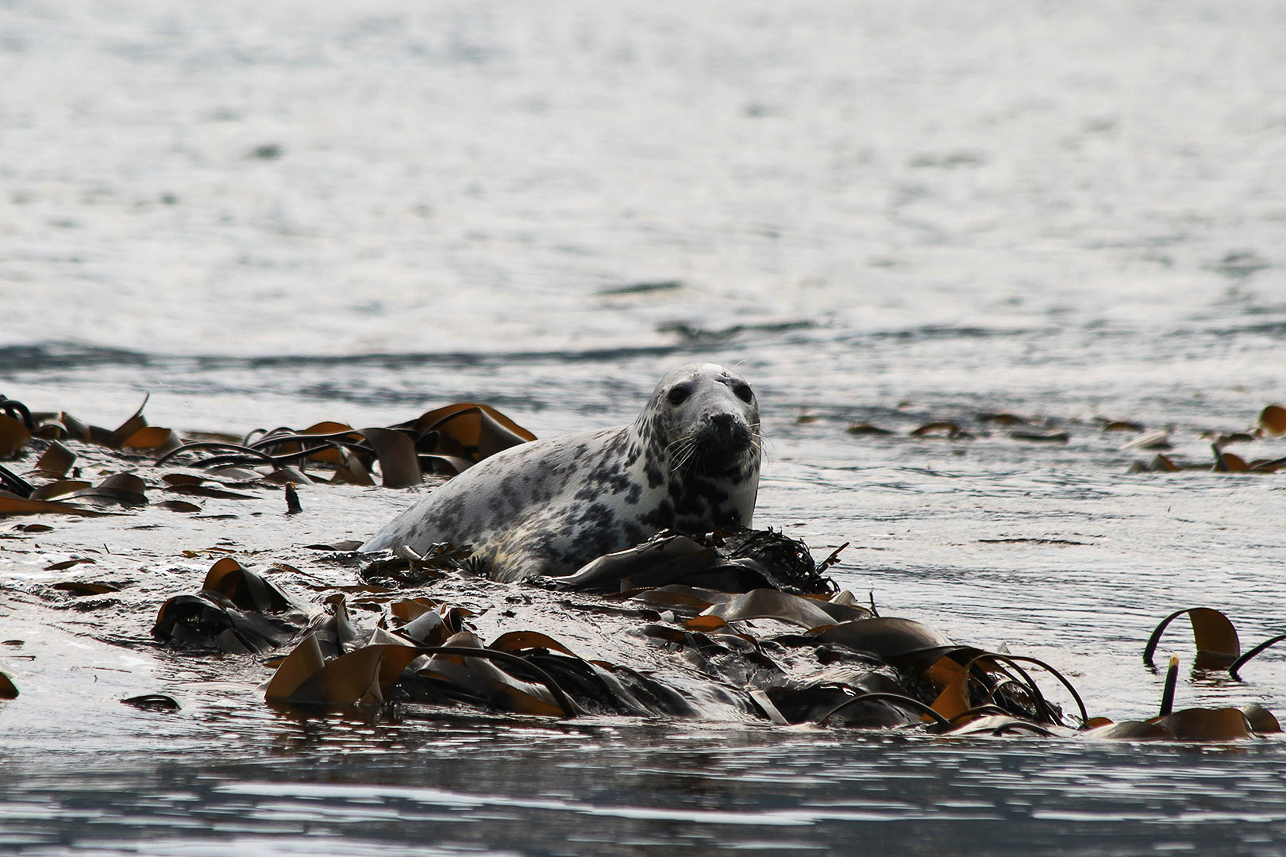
xmin=6 ymin=729 xmax=1286 ymax=856
xmin=3 ymin=0 xmax=1286 ymax=853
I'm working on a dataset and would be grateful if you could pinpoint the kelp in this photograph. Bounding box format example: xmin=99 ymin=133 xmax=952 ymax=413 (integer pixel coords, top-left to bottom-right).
xmin=846 ymin=423 xmax=894 ymax=436
xmin=820 ymin=691 xmax=952 ymax=729
xmin=59 ymin=472 xmax=149 ymax=507
xmin=265 ymin=634 xmax=427 ymax=708
xmin=819 ymin=617 xmax=957 ymax=670
xmin=135 ymin=521 xmax=1286 ymax=738
xmin=32 ymin=441 xmax=75 ymax=478
xmin=51 ymin=581 xmax=119 ymax=597
xmin=360 ymin=542 xmax=475 ymax=588
xmin=557 ymin=527 xmax=840 ymax=596
xmin=201 ymin=557 xmax=304 ymax=614
xmin=0 ymin=414 xmax=31 ymax=458
xmin=829 ymin=397 xmax=1286 ymax=477
xmin=0 ymin=396 xmax=34 ymax=431
xmin=411 ymin=637 xmax=574 ymax=718
xmin=691 ymin=589 xmax=870 ymax=631
xmin=1141 ymin=605 xmax=1286 ymax=684
xmin=1143 ymin=607 xmax=1241 ymax=670
xmin=1085 ymin=704 xmax=1270 ymax=742
xmin=0 ymin=490 xmax=111 ymax=518
xmin=1260 ymin=404 xmax=1286 ymax=436
xmin=0 ymin=395 xmax=534 ymax=523
xmin=14 ymin=395 xmax=183 ymax=453
xmin=251 ymin=547 xmax=1286 ymax=740
xmin=265 ymin=631 xmax=579 ymax=717
xmin=158 ymin=403 xmax=535 ymax=486
xmin=1 ymin=470 xmax=149 ymax=513
xmin=382 ymin=598 xmax=474 ymax=648
xmin=1231 ymin=634 xmax=1286 ymax=680
xmin=910 ymin=421 xmax=972 ymax=440
xmin=121 ymin=694 xmax=181 ymax=712
xmin=6 ymin=392 xmax=1278 ymax=507
xmin=0 ymin=397 xmax=168 ymax=515
xmin=152 ymin=590 xmax=304 ymax=654
xmin=1124 ymin=403 xmax=1286 ymax=474
xmin=6 ymin=392 xmax=1284 ymax=742
xmin=152 ymin=558 xmax=309 ymax=653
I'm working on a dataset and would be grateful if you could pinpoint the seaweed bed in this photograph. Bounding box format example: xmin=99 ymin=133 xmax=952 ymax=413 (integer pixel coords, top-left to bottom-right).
xmin=2 ymin=395 xmax=1285 ymax=742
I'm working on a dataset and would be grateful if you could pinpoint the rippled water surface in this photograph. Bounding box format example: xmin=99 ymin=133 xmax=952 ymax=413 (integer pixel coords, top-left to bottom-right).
xmin=3 ymin=0 xmax=1286 ymax=854
xmin=6 ymin=728 xmax=1286 ymax=856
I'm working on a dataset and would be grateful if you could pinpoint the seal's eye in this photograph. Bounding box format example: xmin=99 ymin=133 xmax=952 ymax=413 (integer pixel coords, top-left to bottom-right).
xmin=733 ymin=383 xmax=753 ymax=403
xmin=667 ymin=386 xmax=690 ymax=406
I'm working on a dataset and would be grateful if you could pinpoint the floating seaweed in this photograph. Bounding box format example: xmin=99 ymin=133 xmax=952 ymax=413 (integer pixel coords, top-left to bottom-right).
xmin=5 ymin=393 xmax=1284 ymax=742
xmin=152 ymin=558 xmax=310 ymax=654
xmin=246 ymin=553 xmax=1284 ymax=739
xmin=828 ymin=397 xmax=1286 ymax=477
xmin=157 ymin=403 xmax=536 ymax=486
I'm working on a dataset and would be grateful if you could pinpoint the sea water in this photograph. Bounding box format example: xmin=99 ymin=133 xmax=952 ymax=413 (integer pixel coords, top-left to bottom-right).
xmin=2 ymin=1 xmax=1286 ymax=853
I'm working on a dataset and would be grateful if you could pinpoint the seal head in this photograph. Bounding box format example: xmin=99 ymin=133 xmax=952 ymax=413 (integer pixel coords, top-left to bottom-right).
xmin=360 ymin=363 xmax=761 ymax=582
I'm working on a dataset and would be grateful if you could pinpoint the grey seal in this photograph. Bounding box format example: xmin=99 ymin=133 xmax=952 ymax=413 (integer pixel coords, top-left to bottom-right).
xmin=360 ymin=363 xmax=762 ymax=582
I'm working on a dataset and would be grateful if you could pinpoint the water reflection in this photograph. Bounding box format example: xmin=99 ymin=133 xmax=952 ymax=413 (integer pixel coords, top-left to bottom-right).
xmin=5 ymin=724 xmax=1286 ymax=855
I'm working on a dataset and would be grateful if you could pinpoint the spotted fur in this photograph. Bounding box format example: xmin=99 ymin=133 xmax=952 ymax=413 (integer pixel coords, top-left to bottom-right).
xmin=360 ymin=363 xmax=762 ymax=582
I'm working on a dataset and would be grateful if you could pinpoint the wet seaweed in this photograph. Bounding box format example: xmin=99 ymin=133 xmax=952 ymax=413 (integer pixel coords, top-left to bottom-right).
xmin=830 ymin=396 xmax=1286 ymax=476
xmin=4 ymin=393 xmax=1284 ymax=742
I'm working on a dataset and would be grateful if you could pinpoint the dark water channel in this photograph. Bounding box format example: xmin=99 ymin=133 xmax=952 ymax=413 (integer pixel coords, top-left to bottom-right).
xmin=6 ymin=719 xmax=1286 ymax=856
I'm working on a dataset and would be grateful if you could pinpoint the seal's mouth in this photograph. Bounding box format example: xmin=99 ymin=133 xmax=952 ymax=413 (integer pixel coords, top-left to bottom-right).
xmin=669 ymin=416 xmax=761 ymax=476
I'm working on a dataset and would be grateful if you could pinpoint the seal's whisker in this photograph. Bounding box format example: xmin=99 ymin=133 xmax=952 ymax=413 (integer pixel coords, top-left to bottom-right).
xmin=664 ymin=435 xmax=691 ymax=457
xmin=672 ymin=435 xmax=700 ymax=474
xmin=682 ymin=439 xmax=703 ymax=473
xmin=686 ymin=443 xmax=706 ymax=475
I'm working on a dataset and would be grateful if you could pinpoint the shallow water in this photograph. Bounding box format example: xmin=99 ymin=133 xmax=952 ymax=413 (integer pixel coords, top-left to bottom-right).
xmin=3 ymin=0 xmax=1286 ymax=854
xmin=6 ymin=727 xmax=1286 ymax=856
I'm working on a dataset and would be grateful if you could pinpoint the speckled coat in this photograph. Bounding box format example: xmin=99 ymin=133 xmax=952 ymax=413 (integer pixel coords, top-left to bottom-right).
xmin=361 ymin=364 xmax=761 ymax=582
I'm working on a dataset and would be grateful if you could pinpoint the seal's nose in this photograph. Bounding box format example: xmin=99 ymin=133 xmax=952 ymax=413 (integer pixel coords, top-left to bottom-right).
xmin=709 ymin=412 xmax=735 ymax=438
